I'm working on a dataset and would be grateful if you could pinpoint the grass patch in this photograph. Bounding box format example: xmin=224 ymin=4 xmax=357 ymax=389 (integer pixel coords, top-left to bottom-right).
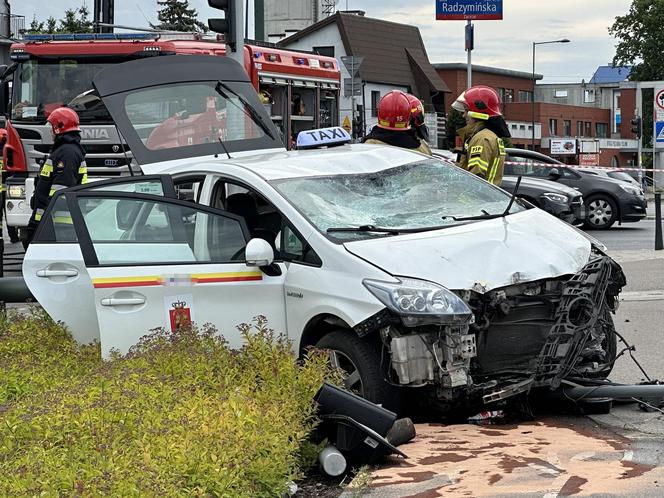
xmin=0 ymin=311 xmax=330 ymax=497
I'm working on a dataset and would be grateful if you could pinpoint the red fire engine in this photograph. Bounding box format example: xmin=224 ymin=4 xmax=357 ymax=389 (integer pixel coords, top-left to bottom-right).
xmin=2 ymin=33 xmax=340 ymax=233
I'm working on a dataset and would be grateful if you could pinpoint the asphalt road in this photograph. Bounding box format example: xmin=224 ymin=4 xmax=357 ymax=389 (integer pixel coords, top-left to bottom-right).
xmin=592 ymin=203 xmax=662 ymax=251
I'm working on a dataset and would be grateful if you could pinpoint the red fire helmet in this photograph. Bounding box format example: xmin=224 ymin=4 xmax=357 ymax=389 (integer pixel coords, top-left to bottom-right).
xmin=47 ymin=107 xmax=81 ymax=135
xmin=464 ymin=85 xmax=502 ymax=120
xmin=377 ymin=90 xmax=412 ymax=131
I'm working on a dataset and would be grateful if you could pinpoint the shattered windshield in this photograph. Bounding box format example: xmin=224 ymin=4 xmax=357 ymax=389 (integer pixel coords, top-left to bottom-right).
xmin=273 ymin=159 xmax=521 ymax=241
xmin=11 ymin=59 xmax=116 ymax=124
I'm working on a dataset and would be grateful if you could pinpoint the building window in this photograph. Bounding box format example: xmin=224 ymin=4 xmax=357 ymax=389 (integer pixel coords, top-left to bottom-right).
xmin=577 ymin=121 xmax=584 ymax=137
xmin=313 ymin=46 xmax=335 ymax=57
xmin=563 ymin=120 xmax=571 ymax=136
xmin=518 ymin=90 xmax=533 ymax=103
xmin=504 ymin=89 xmax=514 ymax=103
xmin=371 ymin=91 xmax=380 ymax=117
xmin=585 ymin=121 xmax=592 ymax=136
xmin=549 ymin=118 xmax=558 ymax=136
xmin=596 ymin=122 xmax=608 ymax=138
xmin=584 ymin=89 xmax=596 ymax=103
xmin=554 ymin=90 xmax=568 ymax=98
xmin=497 ymin=88 xmax=506 ymax=102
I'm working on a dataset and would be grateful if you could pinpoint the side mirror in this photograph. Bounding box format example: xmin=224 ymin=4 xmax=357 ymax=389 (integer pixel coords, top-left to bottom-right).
xmin=116 ymin=200 xmax=138 ymax=230
xmin=548 ymin=168 xmax=561 ymax=180
xmin=245 ymin=238 xmax=274 ymax=267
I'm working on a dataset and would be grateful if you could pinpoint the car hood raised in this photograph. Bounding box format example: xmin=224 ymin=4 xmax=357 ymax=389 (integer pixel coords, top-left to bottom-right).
xmin=343 ymin=209 xmax=591 ymax=293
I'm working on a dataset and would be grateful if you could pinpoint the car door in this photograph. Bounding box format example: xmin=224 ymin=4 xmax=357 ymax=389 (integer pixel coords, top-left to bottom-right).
xmin=24 ymin=183 xmax=286 ymax=358
xmin=23 ymin=175 xmax=178 ymax=347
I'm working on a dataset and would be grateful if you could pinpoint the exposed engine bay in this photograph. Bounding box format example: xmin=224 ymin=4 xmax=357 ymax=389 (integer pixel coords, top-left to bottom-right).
xmin=378 ymin=254 xmax=626 ymax=406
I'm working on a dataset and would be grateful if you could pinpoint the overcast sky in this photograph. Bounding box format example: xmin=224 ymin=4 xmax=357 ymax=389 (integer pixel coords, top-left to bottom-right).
xmin=12 ymin=0 xmax=633 ymax=84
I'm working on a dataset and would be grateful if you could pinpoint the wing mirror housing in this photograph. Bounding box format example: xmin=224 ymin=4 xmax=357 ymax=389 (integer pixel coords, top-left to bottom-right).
xmin=548 ymin=168 xmax=561 ymax=181
xmin=245 ymin=238 xmax=274 ymax=267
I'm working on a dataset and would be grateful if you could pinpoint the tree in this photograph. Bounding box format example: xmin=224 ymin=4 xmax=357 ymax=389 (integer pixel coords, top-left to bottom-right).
xmin=153 ymin=0 xmax=208 ymax=33
xmin=609 ymin=0 xmax=663 ymax=146
xmin=26 ymin=5 xmax=91 ymax=34
xmin=58 ymin=5 xmax=93 ymax=33
xmin=610 ymin=0 xmax=664 ymax=81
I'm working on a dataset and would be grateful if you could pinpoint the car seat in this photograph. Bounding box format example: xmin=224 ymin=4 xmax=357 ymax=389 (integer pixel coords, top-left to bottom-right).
xmin=225 ymin=193 xmax=277 ymax=250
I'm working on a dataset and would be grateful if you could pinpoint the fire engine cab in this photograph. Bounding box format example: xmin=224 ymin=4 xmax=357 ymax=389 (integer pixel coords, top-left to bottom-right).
xmin=2 ymin=33 xmax=340 ymax=236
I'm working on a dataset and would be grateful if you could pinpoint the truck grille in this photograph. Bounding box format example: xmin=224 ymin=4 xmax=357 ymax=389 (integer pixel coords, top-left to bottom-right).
xmin=34 ymin=144 xmax=130 ymax=154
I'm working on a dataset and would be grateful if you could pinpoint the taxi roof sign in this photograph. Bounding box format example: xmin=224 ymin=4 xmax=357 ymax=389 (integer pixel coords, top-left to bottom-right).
xmin=296 ymin=126 xmax=351 ymax=150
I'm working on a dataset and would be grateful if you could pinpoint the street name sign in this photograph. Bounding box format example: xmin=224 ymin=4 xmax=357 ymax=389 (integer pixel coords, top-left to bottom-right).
xmin=436 ymin=0 xmax=503 ymax=20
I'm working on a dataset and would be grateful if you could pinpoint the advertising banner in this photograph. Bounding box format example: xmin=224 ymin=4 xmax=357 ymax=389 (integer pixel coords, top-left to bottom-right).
xmin=550 ymin=139 xmax=577 ymax=155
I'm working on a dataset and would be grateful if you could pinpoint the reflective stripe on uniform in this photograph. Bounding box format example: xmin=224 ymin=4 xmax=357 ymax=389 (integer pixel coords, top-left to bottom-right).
xmin=468 ymin=157 xmax=489 ymax=173
xmin=49 ymin=184 xmax=68 ymax=197
xmin=488 ymin=158 xmax=500 ymax=184
xmin=34 ymin=208 xmax=45 ymax=221
xmin=79 ymin=161 xmax=88 ymax=184
xmin=40 ymin=160 xmax=54 ymax=177
xmin=53 ymin=210 xmax=73 ymax=224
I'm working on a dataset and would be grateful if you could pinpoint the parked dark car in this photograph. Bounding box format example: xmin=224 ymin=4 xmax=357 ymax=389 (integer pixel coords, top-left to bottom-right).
xmin=500 ymin=175 xmax=585 ymax=225
xmin=505 ymin=148 xmax=647 ymax=229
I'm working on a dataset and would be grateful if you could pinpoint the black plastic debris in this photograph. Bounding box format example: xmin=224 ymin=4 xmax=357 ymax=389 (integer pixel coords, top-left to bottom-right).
xmin=314 ymin=382 xmax=410 ymax=466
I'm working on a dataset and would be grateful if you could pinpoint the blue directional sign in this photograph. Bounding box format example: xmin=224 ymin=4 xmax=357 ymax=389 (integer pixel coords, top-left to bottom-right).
xmin=656 ymin=122 xmax=664 ymax=144
xmin=436 ymin=0 xmax=503 ymax=20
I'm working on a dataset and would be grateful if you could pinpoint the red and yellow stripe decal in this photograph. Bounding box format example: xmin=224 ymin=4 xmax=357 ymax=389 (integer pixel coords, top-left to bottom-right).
xmin=191 ymin=271 xmax=263 ymax=284
xmin=92 ymin=271 xmax=263 ymax=289
xmin=93 ymin=276 xmax=163 ymax=289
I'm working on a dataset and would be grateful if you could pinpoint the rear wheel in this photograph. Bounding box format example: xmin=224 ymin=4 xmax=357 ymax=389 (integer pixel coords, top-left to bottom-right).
xmin=584 ymin=195 xmax=618 ymax=229
xmin=316 ymin=330 xmax=402 ymax=412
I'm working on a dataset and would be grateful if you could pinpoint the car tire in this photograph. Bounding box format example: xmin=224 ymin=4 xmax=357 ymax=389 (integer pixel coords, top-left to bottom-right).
xmin=584 ymin=195 xmax=618 ymax=230
xmin=316 ymin=330 xmax=402 ymax=412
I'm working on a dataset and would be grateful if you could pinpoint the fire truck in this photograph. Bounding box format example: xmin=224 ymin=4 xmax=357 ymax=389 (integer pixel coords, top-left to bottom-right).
xmin=2 ymin=33 xmax=340 ymax=235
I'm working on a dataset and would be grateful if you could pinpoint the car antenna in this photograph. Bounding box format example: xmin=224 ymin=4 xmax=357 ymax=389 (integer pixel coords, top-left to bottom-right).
xmin=217 ymin=136 xmax=232 ymax=160
xmin=502 ymin=175 xmax=522 ymax=216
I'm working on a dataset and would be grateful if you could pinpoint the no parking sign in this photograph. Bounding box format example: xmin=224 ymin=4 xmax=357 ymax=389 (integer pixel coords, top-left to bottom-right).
xmin=655 ymin=86 xmax=664 ymax=148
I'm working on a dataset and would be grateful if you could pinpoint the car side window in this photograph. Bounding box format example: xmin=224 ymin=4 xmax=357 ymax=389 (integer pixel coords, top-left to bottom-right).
xmin=74 ymin=195 xmax=246 ymax=265
xmin=175 ymin=177 xmax=205 ymax=204
xmin=33 ymin=195 xmax=78 ymax=243
xmin=279 ymin=223 xmax=322 ymax=266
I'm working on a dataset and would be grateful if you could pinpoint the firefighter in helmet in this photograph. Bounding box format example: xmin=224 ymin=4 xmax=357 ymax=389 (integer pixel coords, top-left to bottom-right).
xmin=363 ymin=90 xmax=432 ymax=155
xmin=405 ymin=93 xmax=432 ymax=155
xmin=25 ymin=107 xmax=87 ymax=247
xmin=453 ymin=85 xmax=510 ymax=186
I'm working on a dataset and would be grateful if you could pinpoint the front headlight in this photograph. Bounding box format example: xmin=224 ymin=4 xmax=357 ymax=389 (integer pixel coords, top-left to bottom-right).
xmin=7 ymin=185 xmax=26 ymax=199
xmin=363 ymin=277 xmax=474 ymax=326
xmin=619 ymin=184 xmax=641 ymax=196
xmin=541 ymin=192 xmax=568 ymax=203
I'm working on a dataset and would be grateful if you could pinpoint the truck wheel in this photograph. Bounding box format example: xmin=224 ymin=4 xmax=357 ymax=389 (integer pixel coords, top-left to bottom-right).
xmin=584 ymin=195 xmax=617 ymax=230
xmin=316 ymin=330 xmax=401 ymax=411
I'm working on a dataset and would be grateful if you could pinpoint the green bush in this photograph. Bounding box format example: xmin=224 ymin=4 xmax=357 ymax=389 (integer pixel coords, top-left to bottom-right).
xmin=0 ymin=312 xmax=330 ymax=497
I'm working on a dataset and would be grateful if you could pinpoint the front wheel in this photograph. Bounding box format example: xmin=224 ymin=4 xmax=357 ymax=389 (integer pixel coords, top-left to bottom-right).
xmin=316 ymin=330 xmax=402 ymax=412
xmin=584 ymin=195 xmax=618 ymax=230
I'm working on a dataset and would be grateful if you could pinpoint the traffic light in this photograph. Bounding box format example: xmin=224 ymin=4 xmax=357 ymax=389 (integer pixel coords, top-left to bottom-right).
xmin=631 ymin=116 xmax=642 ymax=139
xmin=208 ymin=0 xmax=236 ymax=51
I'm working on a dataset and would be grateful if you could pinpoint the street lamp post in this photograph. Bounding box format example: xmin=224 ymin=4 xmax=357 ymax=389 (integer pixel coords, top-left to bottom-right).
xmin=532 ymin=39 xmax=570 ymax=150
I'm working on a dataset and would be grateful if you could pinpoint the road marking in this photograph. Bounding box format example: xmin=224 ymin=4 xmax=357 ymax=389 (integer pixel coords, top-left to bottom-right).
xmin=620 ymin=290 xmax=664 ymax=302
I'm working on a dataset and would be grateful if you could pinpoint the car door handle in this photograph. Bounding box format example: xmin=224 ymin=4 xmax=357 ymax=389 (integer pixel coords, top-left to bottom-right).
xmin=36 ymin=269 xmax=79 ymax=278
xmin=100 ymin=297 xmax=146 ymax=307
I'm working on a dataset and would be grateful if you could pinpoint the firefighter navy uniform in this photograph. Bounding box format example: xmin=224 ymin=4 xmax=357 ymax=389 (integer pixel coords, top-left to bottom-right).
xmin=28 ymin=132 xmax=87 ymax=234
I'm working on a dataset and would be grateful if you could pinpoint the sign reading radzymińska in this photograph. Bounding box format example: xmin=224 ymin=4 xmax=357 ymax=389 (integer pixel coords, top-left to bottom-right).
xmin=436 ymin=0 xmax=503 ymax=20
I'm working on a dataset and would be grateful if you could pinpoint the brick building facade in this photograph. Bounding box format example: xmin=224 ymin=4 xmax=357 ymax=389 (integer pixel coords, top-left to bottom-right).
xmin=434 ymin=63 xmax=638 ymax=167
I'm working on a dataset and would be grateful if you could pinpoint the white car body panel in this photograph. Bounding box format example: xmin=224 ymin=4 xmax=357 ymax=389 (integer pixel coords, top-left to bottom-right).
xmin=344 ymin=209 xmax=592 ymax=293
xmin=23 ymin=244 xmax=100 ymax=345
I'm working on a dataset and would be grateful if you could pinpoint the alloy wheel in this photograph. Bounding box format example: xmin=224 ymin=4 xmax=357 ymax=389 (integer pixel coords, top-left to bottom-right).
xmin=329 ymin=349 xmax=364 ymax=394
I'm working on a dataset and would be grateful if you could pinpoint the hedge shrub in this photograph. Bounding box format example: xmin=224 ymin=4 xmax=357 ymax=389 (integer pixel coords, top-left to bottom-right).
xmin=0 ymin=311 xmax=330 ymax=497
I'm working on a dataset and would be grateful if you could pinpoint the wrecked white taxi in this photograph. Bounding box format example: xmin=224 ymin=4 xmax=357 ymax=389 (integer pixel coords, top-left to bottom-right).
xmin=23 ymin=55 xmax=625 ymax=412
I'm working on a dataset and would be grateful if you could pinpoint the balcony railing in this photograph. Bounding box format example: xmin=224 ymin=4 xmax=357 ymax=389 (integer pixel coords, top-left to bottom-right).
xmin=0 ymin=13 xmax=25 ymax=39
